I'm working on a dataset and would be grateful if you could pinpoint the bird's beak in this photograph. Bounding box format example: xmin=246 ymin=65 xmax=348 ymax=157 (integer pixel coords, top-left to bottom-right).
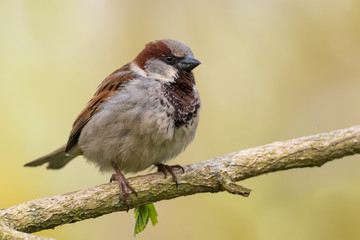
xmin=177 ymin=56 xmax=201 ymax=71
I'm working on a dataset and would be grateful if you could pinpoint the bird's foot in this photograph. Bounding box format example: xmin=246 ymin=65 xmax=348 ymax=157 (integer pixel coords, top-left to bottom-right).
xmin=110 ymin=162 xmax=137 ymax=211
xmin=155 ymin=163 xmax=185 ymax=187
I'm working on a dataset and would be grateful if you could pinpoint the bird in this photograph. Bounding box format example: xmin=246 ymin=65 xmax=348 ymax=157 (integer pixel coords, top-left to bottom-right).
xmin=24 ymin=39 xmax=201 ymax=210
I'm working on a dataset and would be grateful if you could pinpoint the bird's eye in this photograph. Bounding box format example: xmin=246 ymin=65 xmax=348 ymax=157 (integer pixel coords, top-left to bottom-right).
xmin=165 ymin=55 xmax=174 ymax=63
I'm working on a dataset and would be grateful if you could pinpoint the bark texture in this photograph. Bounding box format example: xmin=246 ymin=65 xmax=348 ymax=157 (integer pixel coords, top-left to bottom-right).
xmin=1 ymin=125 xmax=360 ymax=239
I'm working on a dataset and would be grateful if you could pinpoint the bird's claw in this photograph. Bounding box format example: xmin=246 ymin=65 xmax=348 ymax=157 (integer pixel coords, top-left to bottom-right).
xmin=155 ymin=163 xmax=185 ymax=187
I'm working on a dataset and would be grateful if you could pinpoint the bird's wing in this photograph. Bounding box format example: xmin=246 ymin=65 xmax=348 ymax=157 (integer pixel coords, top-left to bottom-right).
xmin=65 ymin=63 xmax=136 ymax=153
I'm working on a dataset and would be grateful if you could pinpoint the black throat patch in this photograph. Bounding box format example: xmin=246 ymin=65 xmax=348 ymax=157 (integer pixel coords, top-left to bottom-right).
xmin=162 ymin=71 xmax=200 ymax=128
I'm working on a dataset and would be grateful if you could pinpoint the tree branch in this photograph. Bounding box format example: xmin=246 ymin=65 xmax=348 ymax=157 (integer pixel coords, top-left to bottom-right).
xmin=1 ymin=125 xmax=360 ymax=239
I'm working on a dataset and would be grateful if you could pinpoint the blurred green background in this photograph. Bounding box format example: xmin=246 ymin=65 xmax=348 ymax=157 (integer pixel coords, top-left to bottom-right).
xmin=1 ymin=0 xmax=360 ymax=239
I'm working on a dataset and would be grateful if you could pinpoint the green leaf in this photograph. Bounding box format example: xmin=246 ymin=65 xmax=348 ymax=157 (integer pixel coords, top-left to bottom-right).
xmin=147 ymin=203 xmax=158 ymax=226
xmin=134 ymin=203 xmax=158 ymax=237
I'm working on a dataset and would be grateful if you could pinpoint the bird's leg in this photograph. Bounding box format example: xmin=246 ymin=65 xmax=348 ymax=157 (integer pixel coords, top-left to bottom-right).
xmin=155 ymin=163 xmax=185 ymax=187
xmin=110 ymin=162 xmax=137 ymax=211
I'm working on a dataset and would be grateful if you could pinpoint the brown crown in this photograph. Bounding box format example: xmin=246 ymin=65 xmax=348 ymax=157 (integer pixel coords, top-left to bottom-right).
xmin=134 ymin=40 xmax=172 ymax=70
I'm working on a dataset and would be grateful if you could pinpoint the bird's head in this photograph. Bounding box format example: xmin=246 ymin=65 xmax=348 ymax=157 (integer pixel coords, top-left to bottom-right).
xmin=132 ymin=39 xmax=201 ymax=83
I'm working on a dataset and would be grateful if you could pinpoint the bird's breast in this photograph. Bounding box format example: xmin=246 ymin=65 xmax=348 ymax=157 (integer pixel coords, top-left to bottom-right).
xmin=78 ymin=77 xmax=200 ymax=173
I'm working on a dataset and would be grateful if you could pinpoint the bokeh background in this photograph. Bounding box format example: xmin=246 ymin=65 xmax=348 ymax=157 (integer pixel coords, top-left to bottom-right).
xmin=1 ymin=0 xmax=360 ymax=239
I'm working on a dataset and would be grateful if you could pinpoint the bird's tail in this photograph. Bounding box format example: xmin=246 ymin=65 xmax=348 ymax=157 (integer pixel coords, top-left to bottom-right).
xmin=24 ymin=145 xmax=77 ymax=169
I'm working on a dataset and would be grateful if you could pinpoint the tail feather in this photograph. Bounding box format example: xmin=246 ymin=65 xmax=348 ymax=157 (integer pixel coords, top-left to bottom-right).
xmin=24 ymin=145 xmax=77 ymax=169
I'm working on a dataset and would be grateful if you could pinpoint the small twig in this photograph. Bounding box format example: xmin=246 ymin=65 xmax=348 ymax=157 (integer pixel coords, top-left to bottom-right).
xmin=0 ymin=222 xmax=56 ymax=240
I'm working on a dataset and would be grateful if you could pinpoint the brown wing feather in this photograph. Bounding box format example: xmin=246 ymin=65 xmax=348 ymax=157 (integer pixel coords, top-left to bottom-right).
xmin=65 ymin=63 xmax=135 ymax=153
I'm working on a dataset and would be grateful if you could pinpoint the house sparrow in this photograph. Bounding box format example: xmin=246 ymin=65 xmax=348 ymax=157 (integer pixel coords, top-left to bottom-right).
xmin=24 ymin=39 xmax=201 ymax=210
